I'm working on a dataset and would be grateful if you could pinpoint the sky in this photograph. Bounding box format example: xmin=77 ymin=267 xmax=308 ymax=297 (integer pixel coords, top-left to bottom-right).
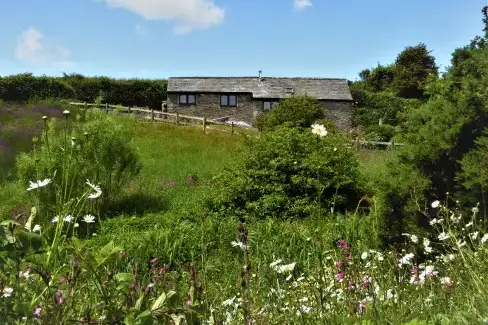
xmin=0 ymin=0 xmax=487 ymax=81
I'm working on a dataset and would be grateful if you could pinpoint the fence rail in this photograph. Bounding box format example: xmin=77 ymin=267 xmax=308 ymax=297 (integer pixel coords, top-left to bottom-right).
xmin=68 ymin=101 xmax=246 ymax=135
xmin=351 ymin=138 xmax=404 ymax=151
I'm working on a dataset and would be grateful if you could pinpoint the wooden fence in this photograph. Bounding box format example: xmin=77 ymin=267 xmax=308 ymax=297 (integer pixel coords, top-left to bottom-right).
xmin=68 ymin=101 xmax=244 ymax=135
xmin=68 ymin=101 xmax=405 ymax=148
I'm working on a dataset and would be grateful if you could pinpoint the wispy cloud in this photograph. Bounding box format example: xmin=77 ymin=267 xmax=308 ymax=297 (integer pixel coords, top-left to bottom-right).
xmin=294 ymin=0 xmax=312 ymax=11
xmin=14 ymin=27 xmax=71 ymax=64
xmin=94 ymin=0 xmax=225 ymax=34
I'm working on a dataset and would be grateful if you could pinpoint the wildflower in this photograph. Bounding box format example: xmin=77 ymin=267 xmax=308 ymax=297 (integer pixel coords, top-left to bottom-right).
xmin=403 ymin=233 xmax=418 ymax=244
xmin=472 ymin=231 xmax=479 ymax=240
xmin=423 ymin=238 xmax=432 ymax=253
xmin=74 ymin=223 xmax=79 ymax=228
xmin=64 ymin=215 xmax=73 ymax=223
xmin=52 ymin=216 xmax=59 ymax=223
xmin=2 ymin=287 xmax=13 ymax=298
xmin=19 ymin=270 xmax=30 ymax=279
xmin=231 ymin=241 xmax=248 ymax=251
xmin=358 ymin=300 xmax=366 ymax=314
xmin=361 ymin=252 xmax=368 ymax=260
xmin=472 ymin=206 xmax=479 ymax=214
xmin=63 ymin=110 xmax=70 ymax=115
xmin=440 ymin=277 xmax=454 ymax=287
xmin=33 ymin=224 xmax=41 ymax=232
xmin=83 ymin=215 xmax=96 ymax=223
xmin=86 ymin=179 xmax=102 ymax=199
xmin=278 ymin=263 xmax=296 ymax=273
xmin=186 ymin=300 xmax=192 ymax=307
xmin=336 ymin=260 xmax=344 ymax=269
xmin=481 ymin=234 xmax=488 ymax=245
xmin=429 ymin=218 xmax=438 ymax=225
xmin=438 ymin=232 xmax=449 ymax=241
xmin=335 ymin=272 xmax=345 ymax=282
xmin=42 ymin=116 xmax=48 ymax=120
xmin=311 ymin=124 xmax=327 ymax=137
xmin=55 ymin=290 xmax=63 ymax=305
xmin=270 ymin=259 xmax=282 ymax=268
xmin=33 ymin=307 xmax=42 ymax=317
xmin=456 ymin=240 xmax=466 ymax=248
xmin=27 ymin=178 xmax=52 ymax=191
xmin=466 ymin=221 xmax=473 ymax=228
xmin=431 ymin=200 xmax=440 ymax=208
xmin=398 ymin=253 xmax=415 ymax=266
xmin=386 ymin=289 xmax=395 ymax=300
xmin=299 ymin=305 xmax=312 ymax=313
xmin=222 ymin=296 xmax=236 ymax=307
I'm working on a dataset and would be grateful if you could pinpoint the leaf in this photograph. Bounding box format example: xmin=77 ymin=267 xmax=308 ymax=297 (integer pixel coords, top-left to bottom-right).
xmin=170 ymin=314 xmax=186 ymax=325
xmin=135 ymin=296 xmax=145 ymax=311
xmin=115 ymin=272 xmax=133 ymax=283
xmin=24 ymin=207 xmax=36 ymax=232
xmin=150 ymin=292 xmax=167 ymax=312
xmin=94 ymin=240 xmax=123 ymax=267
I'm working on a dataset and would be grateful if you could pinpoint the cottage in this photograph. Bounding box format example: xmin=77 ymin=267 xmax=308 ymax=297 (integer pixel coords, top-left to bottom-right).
xmin=166 ymin=72 xmax=354 ymax=130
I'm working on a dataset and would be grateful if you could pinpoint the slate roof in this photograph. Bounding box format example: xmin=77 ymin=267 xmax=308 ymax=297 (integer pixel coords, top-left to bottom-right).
xmin=167 ymin=77 xmax=353 ymax=101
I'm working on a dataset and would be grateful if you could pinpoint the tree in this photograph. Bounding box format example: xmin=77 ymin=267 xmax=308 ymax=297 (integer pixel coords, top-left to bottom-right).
xmin=392 ymin=43 xmax=438 ymax=99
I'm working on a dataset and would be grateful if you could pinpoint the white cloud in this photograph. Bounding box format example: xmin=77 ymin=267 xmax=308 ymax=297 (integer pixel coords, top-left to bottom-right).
xmin=294 ymin=0 xmax=312 ymax=11
xmin=95 ymin=0 xmax=225 ymax=34
xmin=15 ymin=27 xmax=71 ymax=64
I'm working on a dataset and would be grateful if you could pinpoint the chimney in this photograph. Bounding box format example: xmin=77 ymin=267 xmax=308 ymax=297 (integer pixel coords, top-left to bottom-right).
xmin=258 ymin=70 xmax=263 ymax=81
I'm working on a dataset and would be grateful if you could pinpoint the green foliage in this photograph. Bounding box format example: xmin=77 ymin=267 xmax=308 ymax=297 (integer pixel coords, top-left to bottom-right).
xmin=457 ymin=130 xmax=488 ymax=212
xmin=15 ymin=110 xmax=142 ymax=218
xmin=0 ymin=73 xmax=75 ymax=101
xmin=258 ymin=95 xmax=325 ymax=131
xmin=207 ymin=126 xmax=362 ymax=220
xmin=365 ymin=124 xmax=396 ymax=142
xmin=392 ymin=43 xmax=438 ymax=99
xmin=0 ymin=73 xmax=168 ymax=109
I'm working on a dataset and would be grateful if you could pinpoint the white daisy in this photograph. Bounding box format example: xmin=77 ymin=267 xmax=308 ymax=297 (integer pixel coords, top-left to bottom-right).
xmin=311 ymin=124 xmax=327 ymax=137
xmin=82 ymin=215 xmax=96 ymax=223
xmin=33 ymin=224 xmax=41 ymax=232
xmin=431 ymin=200 xmax=440 ymax=208
xmin=27 ymin=178 xmax=52 ymax=191
xmin=2 ymin=287 xmax=13 ymax=298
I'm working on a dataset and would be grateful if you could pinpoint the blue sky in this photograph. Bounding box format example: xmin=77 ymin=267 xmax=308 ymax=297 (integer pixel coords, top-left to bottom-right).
xmin=0 ymin=0 xmax=486 ymax=81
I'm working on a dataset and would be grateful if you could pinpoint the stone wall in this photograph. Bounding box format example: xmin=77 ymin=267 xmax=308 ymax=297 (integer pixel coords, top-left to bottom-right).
xmin=167 ymin=92 xmax=353 ymax=131
xmin=167 ymin=92 xmax=260 ymax=124
xmin=319 ymin=100 xmax=353 ymax=132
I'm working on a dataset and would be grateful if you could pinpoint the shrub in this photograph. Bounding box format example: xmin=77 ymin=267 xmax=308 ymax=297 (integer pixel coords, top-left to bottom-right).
xmin=365 ymin=124 xmax=396 ymax=142
xmin=206 ymin=125 xmax=362 ymax=220
xmin=15 ymin=109 xmax=142 ymax=219
xmin=259 ymin=95 xmax=325 ymax=131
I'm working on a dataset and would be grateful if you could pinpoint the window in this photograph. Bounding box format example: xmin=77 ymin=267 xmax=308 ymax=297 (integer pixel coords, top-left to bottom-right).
xmin=263 ymin=101 xmax=279 ymax=111
xmin=179 ymin=94 xmax=196 ymax=105
xmin=220 ymin=94 xmax=237 ymax=107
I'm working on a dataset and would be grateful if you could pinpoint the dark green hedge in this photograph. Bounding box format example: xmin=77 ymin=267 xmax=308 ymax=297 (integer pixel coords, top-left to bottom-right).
xmin=0 ymin=73 xmax=167 ymax=109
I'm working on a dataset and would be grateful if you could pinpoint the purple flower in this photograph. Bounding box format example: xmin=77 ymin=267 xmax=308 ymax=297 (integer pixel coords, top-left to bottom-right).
xmin=358 ymin=300 xmax=367 ymax=314
xmin=33 ymin=307 xmax=42 ymax=317
xmin=336 ymin=260 xmax=344 ymax=270
xmin=335 ymin=272 xmax=345 ymax=281
xmin=55 ymin=290 xmax=63 ymax=305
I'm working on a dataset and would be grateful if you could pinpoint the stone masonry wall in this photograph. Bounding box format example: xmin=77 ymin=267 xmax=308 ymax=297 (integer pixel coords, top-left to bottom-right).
xmin=318 ymin=100 xmax=353 ymax=132
xmin=167 ymin=92 xmax=353 ymax=131
xmin=167 ymin=92 xmax=260 ymax=124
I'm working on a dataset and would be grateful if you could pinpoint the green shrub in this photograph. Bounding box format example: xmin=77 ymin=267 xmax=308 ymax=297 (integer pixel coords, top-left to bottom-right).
xmin=365 ymin=124 xmax=396 ymax=142
xmin=259 ymin=95 xmax=325 ymax=131
xmin=15 ymin=109 xmax=142 ymax=219
xmin=206 ymin=125 xmax=362 ymax=220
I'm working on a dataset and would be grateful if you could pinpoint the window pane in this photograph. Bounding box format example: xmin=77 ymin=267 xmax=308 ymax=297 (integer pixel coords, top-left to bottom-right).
xmin=188 ymin=95 xmax=196 ymax=104
xmin=220 ymin=95 xmax=228 ymax=106
xmin=228 ymin=95 xmax=237 ymax=106
xmin=179 ymin=94 xmax=187 ymax=104
xmin=263 ymin=102 xmax=271 ymax=110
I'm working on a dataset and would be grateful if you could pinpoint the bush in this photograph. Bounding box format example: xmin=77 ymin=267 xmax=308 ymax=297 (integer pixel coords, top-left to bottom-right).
xmin=15 ymin=109 xmax=142 ymax=219
xmin=365 ymin=124 xmax=396 ymax=142
xmin=0 ymin=73 xmax=168 ymax=109
xmin=206 ymin=125 xmax=362 ymax=220
xmin=258 ymin=95 xmax=325 ymax=131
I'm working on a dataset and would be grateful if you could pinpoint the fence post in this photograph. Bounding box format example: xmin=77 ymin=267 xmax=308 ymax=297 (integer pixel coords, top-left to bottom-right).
xmin=128 ymin=106 xmax=131 ymax=114
xmin=162 ymin=101 xmax=168 ymax=120
xmin=391 ymin=139 xmax=395 ymax=150
xmin=176 ymin=111 xmax=179 ymax=125
xmin=355 ymin=137 xmax=360 ymax=151
xmin=231 ymin=121 xmax=234 ymax=135
xmin=105 ymin=103 xmax=109 ymax=113
xmin=151 ymin=108 xmax=155 ymax=123
xmin=203 ymin=116 xmax=207 ymax=132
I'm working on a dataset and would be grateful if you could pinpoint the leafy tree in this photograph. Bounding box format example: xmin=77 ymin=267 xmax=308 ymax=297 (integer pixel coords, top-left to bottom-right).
xmin=256 ymin=95 xmax=325 ymax=131
xmin=392 ymin=43 xmax=438 ymax=99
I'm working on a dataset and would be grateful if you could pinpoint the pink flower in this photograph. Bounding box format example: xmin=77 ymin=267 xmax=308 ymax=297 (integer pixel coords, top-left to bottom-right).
xmin=344 ymin=253 xmax=351 ymax=262
xmin=33 ymin=307 xmax=42 ymax=316
xmin=336 ymin=260 xmax=344 ymax=270
xmin=335 ymin=272 xmax=345 ymax=281
xmin=186 ymin=299 xmax=192 ymax=307
xmin=337 ymin=240 xmax=346 ymax=248
xmin=55 ymin=290 xmax=63 ymax=305
xmin=358 ymin=300 xmax=366 ymax=314
xmin=347 ymin=281 xmax=356 ymax=290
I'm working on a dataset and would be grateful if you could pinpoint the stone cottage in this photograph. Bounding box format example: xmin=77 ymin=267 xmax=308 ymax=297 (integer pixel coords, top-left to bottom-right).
xmin=166 ymin=72 xmax=353 ymax=130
